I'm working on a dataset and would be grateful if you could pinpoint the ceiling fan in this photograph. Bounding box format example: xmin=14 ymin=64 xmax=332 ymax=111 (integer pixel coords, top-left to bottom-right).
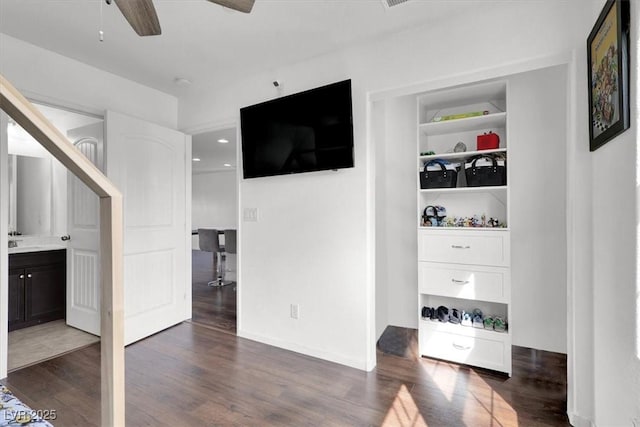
xmin=105 ymin=0 xmax=255 ymax=36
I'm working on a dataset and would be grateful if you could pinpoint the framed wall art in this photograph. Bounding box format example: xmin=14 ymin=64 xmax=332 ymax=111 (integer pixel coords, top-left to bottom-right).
xmin=587 ymin=0 xmax=630 ymax=151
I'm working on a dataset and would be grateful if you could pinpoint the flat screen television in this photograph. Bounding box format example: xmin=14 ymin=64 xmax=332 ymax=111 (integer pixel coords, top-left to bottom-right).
xmin=240 ymin=79 xmax=354 ymax=179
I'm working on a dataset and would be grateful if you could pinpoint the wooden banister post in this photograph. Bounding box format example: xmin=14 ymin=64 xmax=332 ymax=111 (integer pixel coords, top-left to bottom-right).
xmin=100 ymin=195 xmax=125 ymax=426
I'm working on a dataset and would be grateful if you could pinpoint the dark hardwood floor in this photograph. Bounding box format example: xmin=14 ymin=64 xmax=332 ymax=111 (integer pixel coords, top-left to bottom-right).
xmin=191 ymin=249 xmax=236 ymax=334
xmin=4 ymin=322 xmax=568 ymax=426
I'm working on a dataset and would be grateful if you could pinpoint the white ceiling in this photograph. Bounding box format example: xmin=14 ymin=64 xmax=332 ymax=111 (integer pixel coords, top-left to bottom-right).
xmin=0 ymin=0 xmax=469 ymax=98
xmin=192 ymin=127 xmax=237 ymax=173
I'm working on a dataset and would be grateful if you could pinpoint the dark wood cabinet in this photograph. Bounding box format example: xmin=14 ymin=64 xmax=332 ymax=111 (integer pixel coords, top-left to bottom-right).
xmin=8 ymin=249 xmax=66 ymax=332
xmin=8 ymin=268 xmax=25 ymax=329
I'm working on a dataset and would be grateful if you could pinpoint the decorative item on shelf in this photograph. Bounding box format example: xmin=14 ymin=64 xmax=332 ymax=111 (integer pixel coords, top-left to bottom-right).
xmin=465 ymin=154 xmax=506 ymax=187
xmin=419 ymin=159 xmax=459 ymax=189
xmin=476 ymin=131 xmax=500 ymax=150
xmin=436 ymin=214 xmax=505 ymax=228
xmin=432 ymin=110 xmax=489 ymax=123
xmin=453 ymin=141 xmax=467 ymax=153
xmin=420 ymin=150 xmax=436 ymax=156
xmin=422 ymin=205 xmax=447 ymax=226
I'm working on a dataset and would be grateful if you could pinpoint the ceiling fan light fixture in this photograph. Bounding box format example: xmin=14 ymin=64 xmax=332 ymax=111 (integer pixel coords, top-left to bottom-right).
xmin=381 ymin=0 xmax=411 ymax=9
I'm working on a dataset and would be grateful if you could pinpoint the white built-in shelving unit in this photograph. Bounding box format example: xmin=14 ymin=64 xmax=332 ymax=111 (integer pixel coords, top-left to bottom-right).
xmin=416 ymin=80 xmax=512 ymax=375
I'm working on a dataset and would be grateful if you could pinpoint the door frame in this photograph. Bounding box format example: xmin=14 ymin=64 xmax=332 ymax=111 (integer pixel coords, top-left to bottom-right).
xmin=0 ymin=95 xmax=193 ymax=377
xmin=0 ymin=98 xmax=104 ymax=378
xmin=182 ymin=119 xmax=240 ymax=331
xmin=1 ymin=111 xmax=9 ymax=378
xmin=366 ymin=51 xmax=577 ymax=411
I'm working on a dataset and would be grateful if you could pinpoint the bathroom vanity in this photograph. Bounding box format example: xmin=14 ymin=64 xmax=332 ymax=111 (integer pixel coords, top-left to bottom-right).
xmin=8 ymin=247 xmax=66 ymax=332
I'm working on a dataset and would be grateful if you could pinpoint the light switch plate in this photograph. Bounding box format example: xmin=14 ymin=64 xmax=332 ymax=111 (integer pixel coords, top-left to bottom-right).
xmin=243 ymin=207 xmax=258 ymax=222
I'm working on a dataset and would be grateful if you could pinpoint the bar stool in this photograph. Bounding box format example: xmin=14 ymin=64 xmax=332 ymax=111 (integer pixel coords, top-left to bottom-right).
xmin=198 ymin=228 xmax=224 ymax=287
xmin=223 ymin=229 xmax=237 ymax=286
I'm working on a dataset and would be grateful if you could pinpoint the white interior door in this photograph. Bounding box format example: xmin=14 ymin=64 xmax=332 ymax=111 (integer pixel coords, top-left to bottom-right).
xmin=66 ymin=123 xmax=104 ymax=335
xmin=106 ymin=111 xmax=188 ymax=345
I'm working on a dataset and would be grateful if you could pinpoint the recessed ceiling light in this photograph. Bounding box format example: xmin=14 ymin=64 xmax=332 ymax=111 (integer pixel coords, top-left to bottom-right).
xmin=192 ymin=158 xmax=201 ymax=162
xmin=223 ymin=163 xmax=232 ymax=167
xmin=218 ymin=138 xmax=229 ymax=144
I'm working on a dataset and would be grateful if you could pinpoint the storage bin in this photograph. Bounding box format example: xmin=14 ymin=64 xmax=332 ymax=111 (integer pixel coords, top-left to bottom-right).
xmin=465 ymin=155 xmax=506 ymax=187
xmin=477 ymin=131 xmax=500 ymax=150
xmin=419 ymin=160 xmax=458 ymax=189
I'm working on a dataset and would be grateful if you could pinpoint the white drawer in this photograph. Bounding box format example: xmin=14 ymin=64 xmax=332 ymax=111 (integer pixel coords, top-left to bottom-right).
xmin=418 ymin=230 xmax=510 ymax=266
xmin=419 ymin=325 xmax=509 ymax=373
xmin=419 ymin=262 xmax=509 ymax=303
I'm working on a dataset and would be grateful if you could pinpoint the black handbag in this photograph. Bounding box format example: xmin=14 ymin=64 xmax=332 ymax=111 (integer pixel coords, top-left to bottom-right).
xmin=419 ymin=160 xmax=457 ymax=189
xmin=465 ymin=155 xmax=506 ymax=187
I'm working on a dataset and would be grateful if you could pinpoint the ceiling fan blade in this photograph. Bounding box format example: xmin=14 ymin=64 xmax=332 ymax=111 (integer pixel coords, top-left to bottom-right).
xmin=207 ymin=0 xmax=255 ymax=14
xmin=113 ymin=0 xmax=162 ymax=36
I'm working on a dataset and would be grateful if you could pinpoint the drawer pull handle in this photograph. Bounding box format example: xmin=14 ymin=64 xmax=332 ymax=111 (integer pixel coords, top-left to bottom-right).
xmin=451 ymin=279 xmax=470 ymax=285
xmin=451 ymin=245 xmax=471 ymax=249
xmin=452 ymin=343 xmax=471 ymax=351
xmin=19 ymin=274 xmax=24 ymax=279
xmin=27 ymin=274 xmax=32 ymax=278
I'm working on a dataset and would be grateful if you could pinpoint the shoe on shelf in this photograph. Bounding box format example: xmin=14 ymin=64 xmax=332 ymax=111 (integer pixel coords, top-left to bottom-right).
xmin=483 ymin=315 xmax=495 ymax=331
xmin=437 ymin=306 xmax=449 ymax=323
xmin=421 ymin=306 xmax=433 ymax=319
xmin=421 ymin=306 xmax=427 ymax=318
xmin=494 ymin=316 xmax=507 ymax=332
xmin=461 ymin=310 xmax=473 ymax=327
xmin=472 ymin=308 xmax=484 ymax=328
xmin=449 ymin=308 xmax=461 ymax=324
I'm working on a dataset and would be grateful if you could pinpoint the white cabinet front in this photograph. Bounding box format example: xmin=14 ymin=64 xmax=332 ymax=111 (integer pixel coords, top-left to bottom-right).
xmin=418 ymin=230 xmax=510 ymax=266
xmin=419 ymin=325 xmax=508 ymax=372
xmin=418 ymin=262 xmax=509 ymax=303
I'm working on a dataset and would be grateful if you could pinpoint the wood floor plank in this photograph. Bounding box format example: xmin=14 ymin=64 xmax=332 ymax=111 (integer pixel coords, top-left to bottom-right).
xmin=4 ymin=322 xmax=569 ymax=426
xmin=191 ymin=250 xmax=237 ymax=334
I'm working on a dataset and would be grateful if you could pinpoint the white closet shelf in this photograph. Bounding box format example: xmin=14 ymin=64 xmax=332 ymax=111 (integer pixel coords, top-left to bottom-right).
xmin=419 ymin=112 xmax=506 ymax=136
xmin=419 ymin=148 xmax=507 ymax=163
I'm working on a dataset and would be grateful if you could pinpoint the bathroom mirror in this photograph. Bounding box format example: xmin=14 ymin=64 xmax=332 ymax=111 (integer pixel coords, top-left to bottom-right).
xmin=6 ymin=103 xmax=103 ymax=238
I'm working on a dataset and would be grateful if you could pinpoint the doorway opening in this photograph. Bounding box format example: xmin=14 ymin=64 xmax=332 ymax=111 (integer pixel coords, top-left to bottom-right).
xmin=190 ymin=127 xmax=238 ymax=334
xmin=5 ymin=102 xmax=102 ymax=372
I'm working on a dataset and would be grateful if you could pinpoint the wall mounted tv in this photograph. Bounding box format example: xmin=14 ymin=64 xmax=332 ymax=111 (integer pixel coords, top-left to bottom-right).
xmin=240 ymin=79 xmax=354 ymax=179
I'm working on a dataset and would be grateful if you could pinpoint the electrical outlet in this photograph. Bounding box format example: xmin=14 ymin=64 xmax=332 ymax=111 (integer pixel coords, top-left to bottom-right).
xmin=290 ymin=304 xmax=299 ymax=320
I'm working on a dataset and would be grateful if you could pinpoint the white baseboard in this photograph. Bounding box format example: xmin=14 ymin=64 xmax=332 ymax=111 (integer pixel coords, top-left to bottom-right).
xmin=237 ymin=329 xmax=368 ymax=371
xmin=568 ymin=412 xmax=595 ymax=427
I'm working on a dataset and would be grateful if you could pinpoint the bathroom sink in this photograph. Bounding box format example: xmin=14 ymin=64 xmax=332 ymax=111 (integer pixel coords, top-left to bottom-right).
xmin=8 ymin=244 xmax=66 ymax=254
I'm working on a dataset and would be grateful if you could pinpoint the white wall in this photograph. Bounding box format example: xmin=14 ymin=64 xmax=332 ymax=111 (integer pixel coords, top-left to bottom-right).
xmin=178 ymin=2 xmax=592 ymax=373
xmin=0 ymin=113 xmax=9 ymax=381
xmin=509 ymin=66 xmax=567 ymax=354
xmin=379 ymin=95 xmax=418 ymax=331
xmin=373 ymin=100 xmax=389 ymax=340
xmin=191 ymin=170 xmax=237 ymax=250
xmin=179 ymin=2 xmax=640 ymax=423
xmin=588 ymin=1 xmax=640 ymax=425
xmin=0 ymin=34 xmax=178 ymax=128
